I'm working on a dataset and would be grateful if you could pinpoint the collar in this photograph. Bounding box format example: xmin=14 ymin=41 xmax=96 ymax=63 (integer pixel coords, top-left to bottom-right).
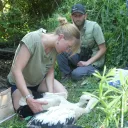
xmin=83 ymin=20 xmax=87 ymax=29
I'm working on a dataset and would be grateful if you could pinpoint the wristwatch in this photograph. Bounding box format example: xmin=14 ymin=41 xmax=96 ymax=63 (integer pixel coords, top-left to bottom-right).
xmin=25 ymin=94 xmax=34 ymax=101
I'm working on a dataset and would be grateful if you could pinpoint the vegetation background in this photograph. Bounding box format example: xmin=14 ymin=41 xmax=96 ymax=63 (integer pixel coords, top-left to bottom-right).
xmin=0 ymin=0 xmax=128 ymax=68
xmin=0 ymin=0 xmax=128 ymax=128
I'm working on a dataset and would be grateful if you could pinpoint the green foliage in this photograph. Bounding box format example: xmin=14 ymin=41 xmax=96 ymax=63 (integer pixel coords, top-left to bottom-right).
xmin=0 ymin=0 xmax=63 ymax=47
xmin=0 ymin=0 xmax=128 ymax=67
xmin=0 ymin=7 xmax=29 ymax=47
xmin=54 ymin=61 xmax=61 ymax=80
xmin=0 ymin=115 xmax=26 ymax=128
xmin=83 ymin=66 xmax=128 ymax=128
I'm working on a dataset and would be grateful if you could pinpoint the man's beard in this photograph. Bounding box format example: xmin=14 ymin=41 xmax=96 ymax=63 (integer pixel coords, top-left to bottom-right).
xmin=73 ymin=20 xmax=85 ymax=29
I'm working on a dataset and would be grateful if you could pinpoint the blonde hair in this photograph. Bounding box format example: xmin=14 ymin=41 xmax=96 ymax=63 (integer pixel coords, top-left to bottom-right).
xmin=55 ymin=16 xmax=80 ymax=55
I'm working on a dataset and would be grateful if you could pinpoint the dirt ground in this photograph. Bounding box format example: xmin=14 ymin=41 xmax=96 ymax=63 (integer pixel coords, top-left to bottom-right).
xmin=0 ymin=59 xmax=12 ymax=91
xmin=0 ymin=59 xmax=12 ymax=78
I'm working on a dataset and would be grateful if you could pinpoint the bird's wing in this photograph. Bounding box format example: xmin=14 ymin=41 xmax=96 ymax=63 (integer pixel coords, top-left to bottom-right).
xmin=27 ymin=106 xmax=76 ymax=128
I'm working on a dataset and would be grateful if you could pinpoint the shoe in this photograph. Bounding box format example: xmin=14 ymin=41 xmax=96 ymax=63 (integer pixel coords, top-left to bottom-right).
xmin=60 ymin=74 xmax=71 ymax=83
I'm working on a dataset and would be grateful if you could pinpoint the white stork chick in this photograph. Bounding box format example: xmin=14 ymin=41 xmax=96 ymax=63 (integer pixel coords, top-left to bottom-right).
xmin=25 ymin=93 xmax=98 ymax=128
xmin=19 ymin=92 xmax=67 ymax=110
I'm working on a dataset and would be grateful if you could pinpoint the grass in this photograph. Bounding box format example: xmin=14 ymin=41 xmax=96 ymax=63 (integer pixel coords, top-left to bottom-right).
xmin=0 ymin=76 xmax=128 ymax=128
xmin=65 ymin=77 xmax=105 ymax=128
xmin=0 ymin=115 xmax=26 ymax=128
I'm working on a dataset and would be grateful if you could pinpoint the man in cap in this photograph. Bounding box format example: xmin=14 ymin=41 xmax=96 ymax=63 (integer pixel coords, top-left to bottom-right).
xmin=57 ymin=3 xmax=106 ymax=82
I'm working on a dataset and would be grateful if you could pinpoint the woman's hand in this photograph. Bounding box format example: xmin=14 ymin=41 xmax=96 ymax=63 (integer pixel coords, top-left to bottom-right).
xmin=26 ymin=98 xmax=48 ymax=113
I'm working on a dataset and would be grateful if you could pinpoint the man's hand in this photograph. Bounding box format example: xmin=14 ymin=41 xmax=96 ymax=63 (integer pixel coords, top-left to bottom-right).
xmin=26 ymin=98 xmax=48 ymax=113
xmin=77 ymin=61 xmax=90 ymax=67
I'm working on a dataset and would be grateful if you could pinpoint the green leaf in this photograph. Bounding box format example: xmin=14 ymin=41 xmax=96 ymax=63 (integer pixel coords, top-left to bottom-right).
xmin=106 ymin=68 xmax=116 ymax=78
xmin=107 ymin=96 xmax=121 ymax=108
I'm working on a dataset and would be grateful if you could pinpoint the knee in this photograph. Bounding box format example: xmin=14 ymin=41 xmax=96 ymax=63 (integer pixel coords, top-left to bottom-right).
xmin=61 ymin=88 xmax=68 ymax=99
xmin=57 ymin=91 xmax=68 ymax=99
xmin=71 ymin=70 xmax=82 ymax=80
xmin=65 ymin=91 xmax=68 ymax=99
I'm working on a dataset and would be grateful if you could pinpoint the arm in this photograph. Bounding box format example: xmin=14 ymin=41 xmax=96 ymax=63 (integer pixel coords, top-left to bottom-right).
xmin=45 ymin=67 xmax=54 ymax=93
xmin=78 ymin=23 xmax=106 ymax=67
xmin=45 ymin=57 xmax=56 ymax=93
xmin=12 ymin=44 xmax=47 ymax=113
xmin=77 ymin=43 xmax=106 ymax=66
xmin=12 ymin=44 xmax=31 ymax=97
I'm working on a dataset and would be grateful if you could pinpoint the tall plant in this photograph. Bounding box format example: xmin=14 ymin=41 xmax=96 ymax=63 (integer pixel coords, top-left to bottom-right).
xmin=83 ymin=66 xmax=128 ymax=128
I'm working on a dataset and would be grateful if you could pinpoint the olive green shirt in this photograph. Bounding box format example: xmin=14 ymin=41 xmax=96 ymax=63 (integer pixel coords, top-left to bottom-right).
xmin=80 ymin=20 xmax=105 ymax=67
xmin=7 ymin=29 xmax=57 ymax=87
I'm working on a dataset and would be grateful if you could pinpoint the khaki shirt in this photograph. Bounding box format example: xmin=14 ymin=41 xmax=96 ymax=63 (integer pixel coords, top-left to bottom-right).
xmin=7 ymin=29 xmax=57 ymax=86
xmin=80 ymin=20 xmax=105 ymax=67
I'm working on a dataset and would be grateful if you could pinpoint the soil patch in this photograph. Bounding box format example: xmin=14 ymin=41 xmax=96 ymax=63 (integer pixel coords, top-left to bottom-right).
xmin=0 ymin=59 xmax=12 ymax=78
xmin=0 ymin=59 xmax=12 ymax=92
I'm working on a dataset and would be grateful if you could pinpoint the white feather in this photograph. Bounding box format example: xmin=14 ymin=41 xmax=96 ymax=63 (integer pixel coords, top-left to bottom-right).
xmin=34 ymin=106 xmax=75 ymax=125
xmin=26 ymin=93 xmax=98 ymax=128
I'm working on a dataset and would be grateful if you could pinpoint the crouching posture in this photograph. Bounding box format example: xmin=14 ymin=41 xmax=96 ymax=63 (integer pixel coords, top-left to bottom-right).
xmin=57 ymin=4 xmax=106 ymax=82
xmin=7 ymin=16 xmax=80 ymax=115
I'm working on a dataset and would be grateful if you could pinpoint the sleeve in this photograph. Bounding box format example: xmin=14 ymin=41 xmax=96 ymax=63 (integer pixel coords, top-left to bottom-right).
xmin=93 ymin=23 xmax=105 ymax=45
xmin=20 ymin=32 xmax=36 ymax=55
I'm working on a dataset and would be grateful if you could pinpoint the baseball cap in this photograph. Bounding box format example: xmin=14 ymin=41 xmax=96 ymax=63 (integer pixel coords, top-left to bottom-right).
xmin=71 ymin=4 xmax=86 ymax=14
